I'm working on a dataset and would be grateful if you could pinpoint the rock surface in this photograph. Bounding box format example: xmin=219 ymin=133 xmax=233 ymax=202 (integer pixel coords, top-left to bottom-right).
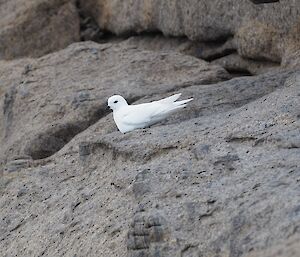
xmin=0 ymin=1 xmax=300 ymax=257
xmin=0 ymin=41 xmax=229 ymax=164
xmin=0 ymin=0 xmax=80 ymax=59
xmin=0 ymin=39 xmax=299 ymax=256
xmin=79 ymin=0 xmax=300 ymax=72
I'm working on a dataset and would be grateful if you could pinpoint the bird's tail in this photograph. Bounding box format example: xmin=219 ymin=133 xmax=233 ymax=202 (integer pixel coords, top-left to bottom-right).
xmin=157 ymin=93 xmax=193 ymax=107
xmin=151 ymin=95 xmax=193 ymax=117
xmin=164 ymin=97 xmax=193 ymax=114
xmin=173 ymin=98 xmax=193 ymax=107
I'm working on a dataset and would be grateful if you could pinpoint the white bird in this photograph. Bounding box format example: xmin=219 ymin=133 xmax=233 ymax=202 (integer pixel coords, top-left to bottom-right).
xmin=107 ymin=93 xmax=193 ymax=133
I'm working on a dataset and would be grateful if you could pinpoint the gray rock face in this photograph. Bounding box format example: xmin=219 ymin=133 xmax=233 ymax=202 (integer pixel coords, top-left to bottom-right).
xmin=0 ymin=41 xmax=229 ymax=164
xmin=0 ymin=1 xmax=300 ymax=257
xmin=0 ymin=37 xmax=299 ymax=256
xmin=79 ymin=0 xmax=300 ymax=72
xmin=80 ymin=0 xmax=297 ymax=40
xmin=0 ymin=0 xmax=80 ymax=59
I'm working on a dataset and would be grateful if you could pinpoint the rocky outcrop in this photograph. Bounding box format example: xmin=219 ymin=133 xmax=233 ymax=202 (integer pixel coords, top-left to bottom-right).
xmin=0 ymin=0 xmax=80 ymax=59
xmin=0 ymin=1 xmax=300 ymax=256
xmin=0 ymin=41 xmax=229 ymax=164
xmin=1 ymin=0 xmax=298 ymax=73
xmin=79 ymin=0 xmax=300 ymax=73
xmin=0 ymin=37 xmax=299 ymax=256
xmin=79 ymin=0 xmax=297 ymax=40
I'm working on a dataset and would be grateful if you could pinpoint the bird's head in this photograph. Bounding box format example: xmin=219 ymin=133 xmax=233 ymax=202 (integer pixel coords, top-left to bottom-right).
xmin=107 ymin=95 xmax=128 ymax=111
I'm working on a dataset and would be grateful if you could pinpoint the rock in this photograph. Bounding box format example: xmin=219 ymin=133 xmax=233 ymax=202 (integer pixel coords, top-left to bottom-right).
xmin=123 ymin=35 xmax=288 ymax=76
xmin=0 ymin=41 xmax=229 ymax=163
xmin=79 ymin=0 xmax=295 ymax=40
xmin=0 ymin=62 xmax=299 ymax=256
xmin=79 ymin=0 xmax=299 ymax=69
xmin=4 ymin=157 xmax=32 ymax=174
xmin=3 ymin=86 xmax=17 ymax=139
xmin=281 ymin=19 xmax=300 ymax=69
xmin=211 ymin=53 xmax=280 ymax=75
xmin=123 ymin=35 xmax=285 ymax=75
xmin=245 ymin=234 xmax=300 ymax=257
xmin=195 ymin=37 xmax=237 ymax=61
xmin=127 ymin=211 xmax=169 ymax=256
xmin=0 ymin=2 xmax=299 ymax=255
xmin=78 ymin=141 xmax=92 ymax=160
xmin=236 ymin=21 xmax=281 ymax=63
xmin=0 ymin=0 xmax=80 ymax=59
xmin=249 ymin=0 xmax=280 ymax=3
xmin=123 ymin=35 xmax=200 ymax=57
xmin=76 ymin=0 xmax=108 ymax=42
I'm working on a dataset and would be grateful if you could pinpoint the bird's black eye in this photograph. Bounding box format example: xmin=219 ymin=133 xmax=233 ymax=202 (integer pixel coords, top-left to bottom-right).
xmin=114 ymin=100 xmax=118 ymax=104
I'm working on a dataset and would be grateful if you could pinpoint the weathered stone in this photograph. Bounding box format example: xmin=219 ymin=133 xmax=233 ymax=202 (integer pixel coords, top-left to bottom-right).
xmin=4 ymin=158 xmax=32 ymax=173
xmin=0 ymin=2 xmax=299 ymax=255
xmin=236 ymin=20 xmax=281 ymax=63
xmin=249 ymin=0 xmax=280 ymax=3
xmin=79 ymin=0 xmax=300 ymax=68
xmin=0 ymin=41 xmax=229 ymax=164
xmin=0 ymin=0 xmax=80 ymax=59
xmin=212 ymin=53 xmax=280 ymax=75
xmin=0 ymin=65 xmax=299 ymax=257
xmin=123 ymin=35 xmax=200 ymax=57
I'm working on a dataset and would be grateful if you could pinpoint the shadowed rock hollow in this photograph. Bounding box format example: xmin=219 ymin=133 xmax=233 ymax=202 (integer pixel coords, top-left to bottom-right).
xmin=0 ymin=0 xmax=299 ymax=257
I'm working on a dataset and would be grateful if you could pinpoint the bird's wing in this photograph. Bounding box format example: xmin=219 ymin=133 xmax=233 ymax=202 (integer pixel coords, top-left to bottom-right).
xmin=154 ymin=93 xmax=181 ymax=104
xmin=120 ymin=94 xmax=192 ymax=126
xmin=121 ymin=102 xmax=168 ymax=126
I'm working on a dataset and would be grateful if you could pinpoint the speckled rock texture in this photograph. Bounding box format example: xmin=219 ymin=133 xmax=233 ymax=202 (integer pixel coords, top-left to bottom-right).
xmin=79 ymin=0 xmax=300 ymax=73
xmin=0 ymin=1 xmax=300 ymax=257
xmin=0 ymin=40 xmax=299 ymax=256
xmin=0 ymin=41 xmax=229 ymax=164
xmin=0 ymin=0 xmax=80 ymax=59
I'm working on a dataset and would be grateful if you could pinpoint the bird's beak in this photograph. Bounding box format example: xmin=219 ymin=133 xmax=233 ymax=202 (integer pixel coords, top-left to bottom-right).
xmin=106 ymin=105 xmax=111 ymax=111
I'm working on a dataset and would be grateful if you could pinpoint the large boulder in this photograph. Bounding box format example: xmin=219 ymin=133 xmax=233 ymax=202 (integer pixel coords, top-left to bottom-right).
xmin=0 ymin=0 xmax=80 ymax=60
xmin=79 ymin=0 xmax=300 ymax=69
xmin=0 ymin=57 xmax=299 ymax=256
xmin=0 ymin=1 xmax=299 ymax=255
xmin=79 ymin=0 xmax=297 ymax=40
xmin=0 ymin=41 xmax=229 ymax=165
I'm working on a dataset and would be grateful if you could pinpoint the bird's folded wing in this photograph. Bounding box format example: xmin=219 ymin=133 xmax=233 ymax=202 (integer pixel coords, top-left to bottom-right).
xmin=155 ymin=93 xmax=181 ymax=104
xmin=121 ymin=103 xmax=168 ymax=126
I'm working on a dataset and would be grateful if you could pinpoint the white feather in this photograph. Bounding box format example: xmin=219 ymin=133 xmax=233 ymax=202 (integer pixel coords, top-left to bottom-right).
xmin=107 ymin=94 xmax=193 ymax=133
